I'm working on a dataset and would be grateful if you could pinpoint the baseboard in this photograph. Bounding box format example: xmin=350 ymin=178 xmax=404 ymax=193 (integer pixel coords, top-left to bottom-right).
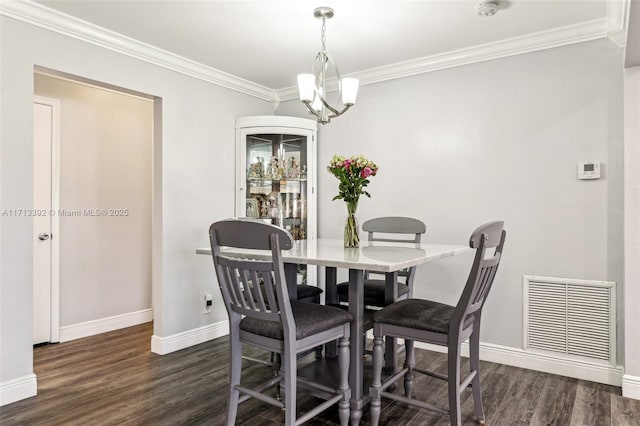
xmin=151 ymin=320 xmax=229 ymax=355
xmin=623 ymin=374 xmax=640 ymax=400
xmin=0 ymin=374 xmax=37 ymax=406
xmin=414 ymin=340 xmax=623 ymax=387
xmin=59 ymin=308 xmax=153 ymax=342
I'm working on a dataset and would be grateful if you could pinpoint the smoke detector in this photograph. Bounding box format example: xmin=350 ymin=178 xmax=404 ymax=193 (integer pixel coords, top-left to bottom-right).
xmin=476 ymin=1 xmax=499 ymax=17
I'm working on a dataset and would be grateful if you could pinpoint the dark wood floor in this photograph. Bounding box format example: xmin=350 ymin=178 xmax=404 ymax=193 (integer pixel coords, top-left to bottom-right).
xmin=2 ymin=322 xmax=639 ymax=425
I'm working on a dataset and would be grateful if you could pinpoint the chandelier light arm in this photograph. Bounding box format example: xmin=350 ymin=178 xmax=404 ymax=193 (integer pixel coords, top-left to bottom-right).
xmin=318 ymin=92 xmax=341 ymax=116
xmin=302 ymin=101 xmax=323 ymax=119
xmin=302 ymin=100 xmax=352 ymax=124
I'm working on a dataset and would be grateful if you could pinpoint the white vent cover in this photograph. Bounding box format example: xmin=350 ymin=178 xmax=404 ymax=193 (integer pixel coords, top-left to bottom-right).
xmin=523 ymin=276 xmax=616 ymax=365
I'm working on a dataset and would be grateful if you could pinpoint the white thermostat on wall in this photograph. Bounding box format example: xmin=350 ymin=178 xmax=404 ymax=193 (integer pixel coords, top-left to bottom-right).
xmin=578 ymin=162 xmax=601 ymax=180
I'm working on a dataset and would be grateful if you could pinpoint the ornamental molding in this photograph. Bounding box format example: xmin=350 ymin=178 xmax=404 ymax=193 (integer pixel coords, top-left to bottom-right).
xmin=276 ymin=18 xmax=611 ymax=101
xmin=0 ymin=0 xmax=275 ymax=102
xmin=1 ymin=0 xmax=630 ymax=103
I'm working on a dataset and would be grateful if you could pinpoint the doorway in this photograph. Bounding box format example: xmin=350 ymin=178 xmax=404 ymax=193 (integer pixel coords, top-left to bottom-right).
xmin=33 ymin=96 xmax=60 ymax=345
xmin=33 ymin=71 xmax=154 ymax=344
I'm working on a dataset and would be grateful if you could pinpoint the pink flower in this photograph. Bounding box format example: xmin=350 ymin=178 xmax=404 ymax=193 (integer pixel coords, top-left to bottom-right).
xmin=361 ymin=167 xmax=372 ymax=178
xmin=344 ymin=159 xmax=352 ymax=170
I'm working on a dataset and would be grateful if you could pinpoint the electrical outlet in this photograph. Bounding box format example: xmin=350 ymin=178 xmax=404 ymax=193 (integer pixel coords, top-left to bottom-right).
xmin=204 ymin=294 xmax=213 ymax=314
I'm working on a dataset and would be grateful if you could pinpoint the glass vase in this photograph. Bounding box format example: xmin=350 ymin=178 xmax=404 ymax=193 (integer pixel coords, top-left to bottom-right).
xmin=344 ymin=201 xmax=360 ymax=248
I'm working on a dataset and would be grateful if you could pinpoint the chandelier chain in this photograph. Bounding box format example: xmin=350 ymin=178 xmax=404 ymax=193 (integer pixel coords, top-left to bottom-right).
xmin=321 ymin=16 xmax=327 ymax=52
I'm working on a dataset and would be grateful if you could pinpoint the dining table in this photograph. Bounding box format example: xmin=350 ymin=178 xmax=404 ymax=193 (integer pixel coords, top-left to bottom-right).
xmin=197 ymin=237 xmax=471 ymax=425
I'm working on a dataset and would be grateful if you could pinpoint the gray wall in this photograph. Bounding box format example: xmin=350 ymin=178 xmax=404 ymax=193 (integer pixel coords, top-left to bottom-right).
xmin=624 ymin=66 xmax=640 ymax=378
xmin=278 ymin=39 xmax=625 ymax=356
xmin=35 ymin=75 xmax=153 ymax=327
xmin=0 ymin=15 xmax=272 ymax=384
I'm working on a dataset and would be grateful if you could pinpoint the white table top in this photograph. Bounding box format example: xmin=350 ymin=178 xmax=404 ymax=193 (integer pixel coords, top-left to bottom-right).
xmin=196 ymin=238 xmax=471 ymax=272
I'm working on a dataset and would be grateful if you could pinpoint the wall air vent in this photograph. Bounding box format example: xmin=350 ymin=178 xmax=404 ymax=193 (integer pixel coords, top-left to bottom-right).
xmin=523 ymin=276 xmax=615 ymax=365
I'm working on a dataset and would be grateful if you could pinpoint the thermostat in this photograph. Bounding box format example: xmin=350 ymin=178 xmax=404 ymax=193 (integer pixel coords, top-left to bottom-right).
xmin=578 ymin=162 xmax=600 ymax=180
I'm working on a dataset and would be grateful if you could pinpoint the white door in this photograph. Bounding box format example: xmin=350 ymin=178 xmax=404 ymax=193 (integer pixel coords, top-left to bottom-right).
xmin=33 ymin=96 xmax=60 ymax=344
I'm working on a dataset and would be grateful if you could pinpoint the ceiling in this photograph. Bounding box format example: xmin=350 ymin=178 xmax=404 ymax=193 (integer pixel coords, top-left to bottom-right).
xmin=9 ymin=1 xmax=638 ymax=95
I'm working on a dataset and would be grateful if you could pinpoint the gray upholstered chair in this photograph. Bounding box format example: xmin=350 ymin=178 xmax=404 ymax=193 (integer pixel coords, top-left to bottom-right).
xmin=369 ymin=221 xmax=506 ymax=426
xmin=335 ymin=216 xmax=426 ymax=307
xmin=209 ymin=219 xmax=352 ymax=426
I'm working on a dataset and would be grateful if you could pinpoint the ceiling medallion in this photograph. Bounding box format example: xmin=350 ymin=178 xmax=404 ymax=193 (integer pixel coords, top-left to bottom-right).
xmin=476 ymin=1 xmax=499 ymax=17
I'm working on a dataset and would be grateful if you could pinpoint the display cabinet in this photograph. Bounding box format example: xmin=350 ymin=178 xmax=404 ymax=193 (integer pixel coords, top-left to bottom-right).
xmin=235 ymin=116 xmax=317 ymax=283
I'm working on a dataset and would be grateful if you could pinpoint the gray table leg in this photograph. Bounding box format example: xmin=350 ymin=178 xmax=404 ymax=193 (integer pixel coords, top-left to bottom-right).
xmin=284 ymin=263 xmax=297 ymax=300
xmin=326 ymin=266 xmax=338 ymax=305
xmin=348 ymin=268 xmax=364 ymax=426
xmin=384 ymin=271 xmax=399 ymax=371
xmin=325 ymin=267 xmax=338 ymax=358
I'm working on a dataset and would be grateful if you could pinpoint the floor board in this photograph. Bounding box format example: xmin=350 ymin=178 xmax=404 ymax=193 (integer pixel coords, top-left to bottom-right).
xmin=1 ymin=323 xmax=639 ymax=425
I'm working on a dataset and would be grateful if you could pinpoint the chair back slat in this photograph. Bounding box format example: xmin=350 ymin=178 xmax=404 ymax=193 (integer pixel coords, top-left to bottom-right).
xmin=224 ymin=267 xmax=241 ymax=307
xmin=452 ymin=221 xmax=506 ymax=332
xmin=230 ymin=266 xmax=249 ymax=309
xmin=242 ymin=270 xmax=258 ymax=311
xmin=251 ymin=272 xmax=268 ymax=312
xmin=210 ymin=219 xmax=295 ymax=335
xmin=261 ymin=270 xmax=279 ymax=314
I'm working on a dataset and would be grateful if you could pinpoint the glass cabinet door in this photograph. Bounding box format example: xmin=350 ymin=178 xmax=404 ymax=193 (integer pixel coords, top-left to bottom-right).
xmin=245 ymin=133 xmax=309 ymax=240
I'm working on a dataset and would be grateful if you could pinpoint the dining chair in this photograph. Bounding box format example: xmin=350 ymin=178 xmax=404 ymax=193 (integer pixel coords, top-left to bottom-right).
xmin=209 ymin=219 xmax=352 ymax=426
xmin=335 ymin=216 xmax=426 ymax=307
xmin=369 ymin=221 xmax=506 ymax=426
xmin=237 ymin=217 xmax=323 ymax=363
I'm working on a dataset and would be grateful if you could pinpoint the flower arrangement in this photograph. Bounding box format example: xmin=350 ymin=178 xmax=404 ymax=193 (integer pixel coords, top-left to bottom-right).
xmin=327 ymin=154 xmax=379 ymax=247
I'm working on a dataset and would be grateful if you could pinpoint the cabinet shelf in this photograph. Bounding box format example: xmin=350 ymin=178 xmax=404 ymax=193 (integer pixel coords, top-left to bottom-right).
xmin=246 ymin=178 xmax=308 ymax=183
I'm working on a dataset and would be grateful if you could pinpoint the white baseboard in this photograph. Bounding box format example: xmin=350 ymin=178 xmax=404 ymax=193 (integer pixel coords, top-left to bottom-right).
xmin=414 ymin=340 xmax=623 ymax=387
xmin=151 ymin=320 xmax=229 ymax=355
xmin=0 ymin=374 xmax=37 ymax=406
xmin=59 ymin=308 xmax=153 ymax=342
xmin=623 ymin=374 xmax=640 ymax=400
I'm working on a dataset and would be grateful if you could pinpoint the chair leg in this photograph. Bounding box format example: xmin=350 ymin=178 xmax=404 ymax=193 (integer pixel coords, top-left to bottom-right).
xmin=363 ymin=332 xmax=368 ymax=358
xmin=447 ymin=341 xmax=463 ymax=426
xmin=314 ymin=295 xmax=323 ymax=360
xmin=273 ymin=353 xmax=282 ymax=401
xmin=404 ymin=339 xmax=415 ymax=398
xmin=282 ymin=347 xmax=297 ymax=426
xmin=226 ymin=331 xmax=242 ymax=426
xmin=338 ymin=336 xmax=351 ymax=426
xmin=469 ymin=328 xmax=485 ymax=424
xmin=369 ymin=334 xmax=385 ymax=426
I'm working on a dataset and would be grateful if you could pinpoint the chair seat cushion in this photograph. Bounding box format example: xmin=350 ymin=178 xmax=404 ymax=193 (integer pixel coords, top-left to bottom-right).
xmin=296 ymin=284 xmax=323 ymax=300
xmin=240 ymin=301 xmax=353 ymax=340
xmin=373 ymin=298 xmax=472 ymax=334
xmin=336 ymin=279 xmax=410 ymax=306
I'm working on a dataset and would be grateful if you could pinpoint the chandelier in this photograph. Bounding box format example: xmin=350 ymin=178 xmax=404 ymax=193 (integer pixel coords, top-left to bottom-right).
xmin=297 ymin=7 xmax=359 ymax=124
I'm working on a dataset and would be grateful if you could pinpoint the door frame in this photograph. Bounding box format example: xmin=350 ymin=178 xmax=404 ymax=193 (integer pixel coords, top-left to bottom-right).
xmin=34 ymin=95 xmax=61 ymax=343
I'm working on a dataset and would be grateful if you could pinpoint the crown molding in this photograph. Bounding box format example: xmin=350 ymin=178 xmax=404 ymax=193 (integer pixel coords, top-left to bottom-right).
xmin=607 ymin=0 xmax=631 ymax=47
xmin=0 ymin=0 xmax=275 ymax=102
xmin=2 ymin=0 xmax=624 ymax=104
xmin=277 ymin=18 xmax=610 ymax=101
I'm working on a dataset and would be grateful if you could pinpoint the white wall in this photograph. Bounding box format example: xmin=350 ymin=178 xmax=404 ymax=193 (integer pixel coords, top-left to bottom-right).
xmin=34 ymin=75 xmax=153 ymax=327
xmin=624 ymin=66 xmax=640 ymax=396
xmin=278 ymin=39 xmax=625 ymax=356
xmin=0 ymin=15 xmax=272 ymax=395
